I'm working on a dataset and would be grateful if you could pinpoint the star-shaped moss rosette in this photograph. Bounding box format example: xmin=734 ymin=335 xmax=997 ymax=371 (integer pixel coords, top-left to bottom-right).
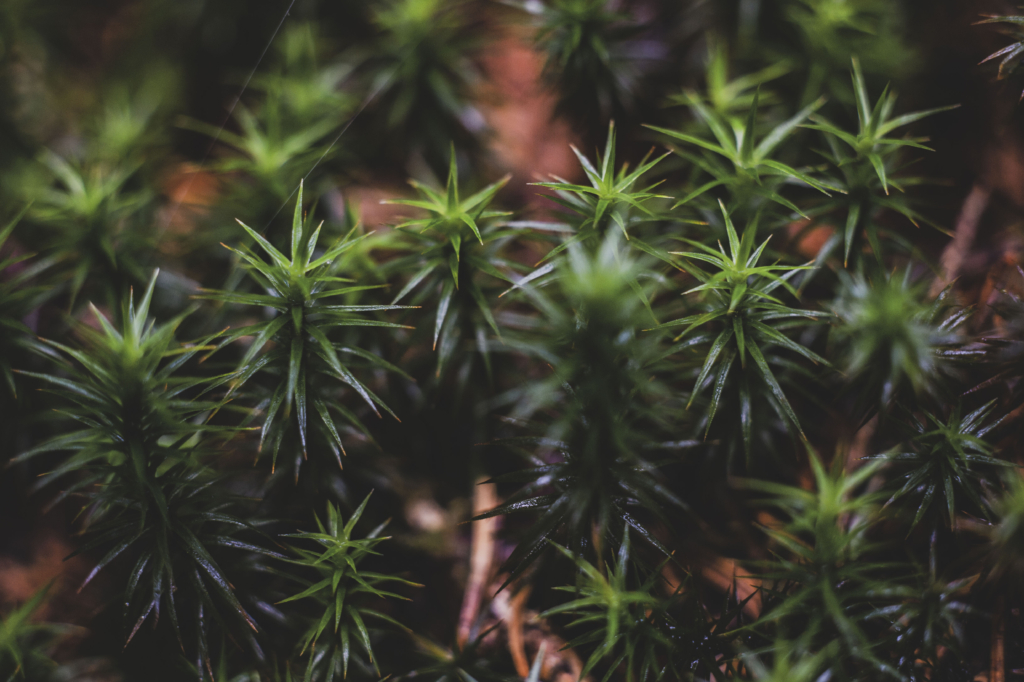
xmin=382 ymin=146 xmax=516 ymax=378
xmin=198 ymin=182 xmax=414 ymax=469
xmin=652 ymin=201 xmax=830 ymax=453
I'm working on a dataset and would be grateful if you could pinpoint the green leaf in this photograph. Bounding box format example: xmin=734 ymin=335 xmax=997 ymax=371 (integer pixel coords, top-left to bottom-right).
xmin=435 ymin=279 xmax=456 ymax=351
xmin=747 ymin=341 xmax=804 ymax=440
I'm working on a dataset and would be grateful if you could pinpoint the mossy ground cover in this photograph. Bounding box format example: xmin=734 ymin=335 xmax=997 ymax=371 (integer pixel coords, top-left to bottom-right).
xmin=2 ymin=1 xmax=1024 ymax=680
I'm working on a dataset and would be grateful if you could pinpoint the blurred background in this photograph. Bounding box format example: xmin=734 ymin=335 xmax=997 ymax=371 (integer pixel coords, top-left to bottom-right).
xmin=3 ymin=0 xmax=1024 ymax=679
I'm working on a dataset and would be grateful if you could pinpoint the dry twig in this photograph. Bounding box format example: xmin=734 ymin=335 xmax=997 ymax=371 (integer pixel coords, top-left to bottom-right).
xmin=458 ymin=477 xmax=500 ymax=647
xmin=931 ymin=183 xmax=991 ymax=297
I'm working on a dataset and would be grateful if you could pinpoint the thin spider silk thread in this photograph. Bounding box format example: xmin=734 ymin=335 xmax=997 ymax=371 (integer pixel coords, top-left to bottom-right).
xmin=162 ymin=0 xmax=298 ymax=230
xmin=260 ymin=70 xmax=400 ymax=230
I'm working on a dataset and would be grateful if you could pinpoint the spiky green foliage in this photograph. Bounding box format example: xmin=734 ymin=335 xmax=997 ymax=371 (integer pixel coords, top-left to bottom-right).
xmin=176 ymin=24 xmax=354 ymax=251
xmin=383 ymin=147 xmax=512 ymax=378
xmin=2 ymin=4 xmax=1019 ymax=681
xmin=251 ymin=24 xmax=355 ymax=130
xmin=540 ymin=533 xmax=676 ymax=682
xmin=804 ymin=58 xmax=956 ymax=265
xmin=540 ymin=543 xmax=755 ymax=681
xmin=787 ymin=0 xmax=885 ymax=49
xmin=179 ymin=71 xmax=348 ymax=218
xmin=199 ymin=183 xmax=409 ymax=470
xmin=518 ymin=0 xmax=645 ymax=123
xmin=479 ymin=234 xmax=680 ymax=582
xmin=0 ymin=583 xmax=75 ymax=682
xmin=279 ymin=493 xmax=414 ymax=682
xmin=647 ymin=91 xmax=834 ymax=217
xmin=785 ymin=0 xmax=915 ymax=95
xmin=881 ymin=573 xmax=972 ymax=679
xmin=0 ymin=206 xmax=51 ymax=397
xmin=87 ymin=70 xmax=177 ymax=166
xmin=9 ymin=73 xmax=170 ymax=306
xmin=670 ymin=42 xmax=792 ymax=124
xmin=402 ymin=633 xmax=509 ymax=682
xmin=984 ymin=473 xmax=1024 ymax=589
xmin=17 ymin=271 xmax=269 ymax=671
xmin=814 ymin=59 xmax=954 ymax=195
xmin=746 ymin=454 xmax=903 ymax=678
xmin=17 ymin=269 xmax=220 ymax=489
xmin=734 ymin=643 xmax=833 ymax=682
xmin=19 ymin=149 xmax=153 ymax=308
xmin=976 ymin=285 xmax=1024 ymax=414
xmin=183 ymin=101 xmax=338 ymax=203
xmin=978 ymin=9 xmax=1024 ymax=99
xmin=870 ymin=401 xmax=1008 ymax=532
xmin=532 ymin=122 xmax=677 ymax=264
xmin=361 ymin=0 xmax=482 ymax=167
xmin=830 ymin=270 xmax=968 ymax=408
xmin=654 ymin=201 xmax=829 ymax=452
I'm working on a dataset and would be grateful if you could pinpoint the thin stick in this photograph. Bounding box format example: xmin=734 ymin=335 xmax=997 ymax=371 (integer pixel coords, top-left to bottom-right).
xmin=930 ymin=183 xmax=990 ymax=297
xmin=457 ymin=477 xmax=499 ymax=647
xmin=508 ymin=583 xmax=533 ymax=677
xmin=991 ymin=595 xmax=1006 ymax=682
